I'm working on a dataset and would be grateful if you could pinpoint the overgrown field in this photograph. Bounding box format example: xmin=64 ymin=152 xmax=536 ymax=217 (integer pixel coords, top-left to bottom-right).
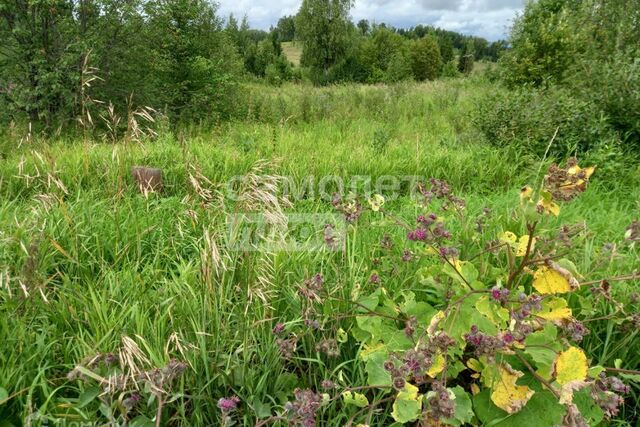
xmin=0 ymin=80 xmax=639 ymax=426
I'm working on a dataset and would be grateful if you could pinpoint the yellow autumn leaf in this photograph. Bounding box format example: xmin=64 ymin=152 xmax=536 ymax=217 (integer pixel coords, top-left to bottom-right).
xmin=532 ymin=267 xmax=571 ymax=294
xmin=555 ymin=347 xmax=588 ymax=386
xmin=516 ymin=235 xmax=535 ymax=257
xmin=422 ymin=246 xmax=439 ymax=256
xmin=491 ymin=364 xmax=535 ymax=414
xmin=359 ymin=343 xmax=386 ymax=360
xmin=520 ymin=186 xmax=533 ymax=202
xmin=470 ymin=383 xmax=481 ymax=395
xmin=536 ymin=297 xmax=573 ymax=321
xmin=427 ymin=311 xmax=445 ymax=337
xmin=499 ymin=231 xmax=517 ymax=244
xmin=367 ymin=194 xmax=385 ymax=212
xmin=466 ymin=358 xmax=482 ymax=372
xmin=537 ymin=197 xmax=561 ymax=216
xmin=426 ymin=353 xmax=445 ymax=378
xmin=567 ymin=165 xmax=595 ymax=180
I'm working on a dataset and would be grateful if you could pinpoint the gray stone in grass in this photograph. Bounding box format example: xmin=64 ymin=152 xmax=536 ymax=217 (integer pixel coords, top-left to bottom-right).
xmin=132 ymin=166 xmax=163 ymax=193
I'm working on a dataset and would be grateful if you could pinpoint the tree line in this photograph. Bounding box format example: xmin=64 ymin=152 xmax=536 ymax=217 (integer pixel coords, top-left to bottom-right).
xmin=230 ymin=1 xmax=505 ymax=85
xmin=0 ymin=0 xmax=506 ymax=129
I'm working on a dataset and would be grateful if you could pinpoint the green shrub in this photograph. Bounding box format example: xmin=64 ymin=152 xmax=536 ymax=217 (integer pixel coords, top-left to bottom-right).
xmin=440 ymin=60 xmax=460 ymax=78
xmin=410 ymin=36 xmax=442 ymax=81
xmin=572 ymin=56 xmax=640 ymax=152
xmin=473 ymin=85 xmax=620 ymax=157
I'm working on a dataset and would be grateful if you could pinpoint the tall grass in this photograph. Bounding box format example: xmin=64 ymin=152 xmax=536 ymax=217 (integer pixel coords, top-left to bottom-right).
xmin=0 ymin=79 xmax=638 ymax=425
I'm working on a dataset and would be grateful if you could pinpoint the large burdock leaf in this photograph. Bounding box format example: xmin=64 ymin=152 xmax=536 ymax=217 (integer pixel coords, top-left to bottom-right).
xmin=536 ymin=297 xmax=573 ymax=321
xmin=490 ymin=364 xmax=535 ymax=414
xmin=391 ymin=383 xmax=422 ymax=423
xmin=537 ymin=190 xmax=561 ymax=216
xmin=516 ymin=235 xmax=535 ymax=257
xmin=342 ymin=391 xmax=369 ymax=408
xmin=426 ymin=353 xmax=445 ymax=378
xmin=532 ymin=267 xmax=571 ymax=294
xmin=555 ymin=346 xmax=588 ymax=386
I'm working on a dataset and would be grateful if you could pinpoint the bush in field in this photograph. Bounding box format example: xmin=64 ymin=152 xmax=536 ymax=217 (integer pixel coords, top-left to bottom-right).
xmin=385 ymin=50 xmax=414 ymax=83
xmin=440 ymin=60 xmax=460 ymax=78
xmin=473 ymin=86 xmax=619 ymax=157
xmin=493 ymin=0 xmax=640 ymax=155
xmin=359 ymin=27 xmax=408 ymax=83
xmin=499 ymin=0 xmax=575 ymax=86
xmin=500 ymin=0 xmax=639 ymax=88
xmin=265 ymin=57 xmax=295 ymax=86
xmin=410 ymin=36 xmax=442 ymax=81
xmin=573 ymin=56 xmax=640 ymax=151
xmin=457 ymin=40 xmax=475 ymax=75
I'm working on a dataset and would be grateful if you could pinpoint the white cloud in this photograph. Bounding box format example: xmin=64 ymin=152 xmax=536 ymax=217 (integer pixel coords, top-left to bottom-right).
xmin=216 ymin=0 xmax=524 ymax=40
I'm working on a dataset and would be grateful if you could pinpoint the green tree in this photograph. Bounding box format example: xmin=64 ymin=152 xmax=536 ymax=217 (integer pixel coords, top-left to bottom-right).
xmin=438 ymin=37 xmax=454 ymax=63
xmin=276 ymin=15 xmax=296 ymax=41
xmin=295 ymin=0 xmax=354 ymax=83
xmin=360 ymin=27 xmax=406 ymax=82
xmin=145 ymin=0 xmax=242 ymax=121
xmin=356 ymin=19 xmax=369 ymax=35
xmin=498 ymin=0 xmax=574 ymax=86
xmin=0 ymin=0 xmax=81 ymax=123
xmin=457 ymin=40 xmax=475 ymax=75
xmin=410 ymin=36 xmax=442 ymax=81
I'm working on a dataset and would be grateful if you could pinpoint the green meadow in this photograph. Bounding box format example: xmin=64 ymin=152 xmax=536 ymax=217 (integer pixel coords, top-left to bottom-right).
xmin=1 ymin=79 xmax=639 ymax=425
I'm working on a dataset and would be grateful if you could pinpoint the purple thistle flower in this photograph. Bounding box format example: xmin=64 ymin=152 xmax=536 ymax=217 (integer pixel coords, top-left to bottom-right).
xmin=272 ymin=323 xmax=285 ymax=335
xmin=217 ymin=396 xmax=241 ymax=412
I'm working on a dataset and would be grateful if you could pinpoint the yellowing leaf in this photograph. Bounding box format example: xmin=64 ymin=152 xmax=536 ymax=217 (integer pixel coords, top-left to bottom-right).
xmin=499 ymin=231 xmax=517 ymax=244
xmin=342 ymin=391 xmax=369 ymax=408
xmin=555 ymin=347 xmax=588 ymax=386
xmin=422 ymin=246 xmax=440 ymax=256
xmin=359 ymin=343 xmax=386 ymax=360
xmin=470 ymin=383 xmax=481 ymax=395
xmin=475 ymin=295 xmax=510 ymax=328
xmin=490 ymin=364 xmax=535 ymax=414
xmin=426 ymin=353 xmax=445 ymax=378
xmin=391 ymin=383 xmax=422 ymax=423
xmin=367 ymin=194 xmax=385 ymax=212
xmin=467 ymin=358 xmax=482 ymax=372
xmin=516 ymin=235 xmax=535 ymax=257
xmin=520 ymin=186 xmax=533 ymax=202
xmin=337 ymin=328 xmax=348 ymax=343
xmin=427 ymin=311 xmax=445 ymax=337
xmin=537 ymin=197 xmax=560 ymax=216
xmin=567 ymin=165 xmax=595 ymax=180
xmin=536 ymin=297 xmax=573 ymax=321
xmin=532 ymin=267 xmax=571 ymax=294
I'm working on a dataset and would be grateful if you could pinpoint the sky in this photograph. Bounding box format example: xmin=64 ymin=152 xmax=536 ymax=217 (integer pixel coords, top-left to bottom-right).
xmin=217 ymin=0 xmax=527 ymax=41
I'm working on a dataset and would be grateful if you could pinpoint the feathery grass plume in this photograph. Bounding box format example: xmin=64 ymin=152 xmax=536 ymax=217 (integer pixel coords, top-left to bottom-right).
xmin=99 ymin=102 xmax=121 ymax=143
xmin=231 ymin=159 xmax=291 ymax=311
xmin=234 ymin=159 xmax=291 ymax=228
xmin=0 ymin=270 xmax=12 ymax=299
xmin=187 ymin=162 xmax=222 ymax=207
xmin=77 ymin=50 xmax=104 ymax=137
xmin=118 ymin=335 xmax=152 ymax=392
xmin=124 ymin=95 xmax=158 ymax=144
xmin=200 ymin=227 xmax=229 ymax=292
